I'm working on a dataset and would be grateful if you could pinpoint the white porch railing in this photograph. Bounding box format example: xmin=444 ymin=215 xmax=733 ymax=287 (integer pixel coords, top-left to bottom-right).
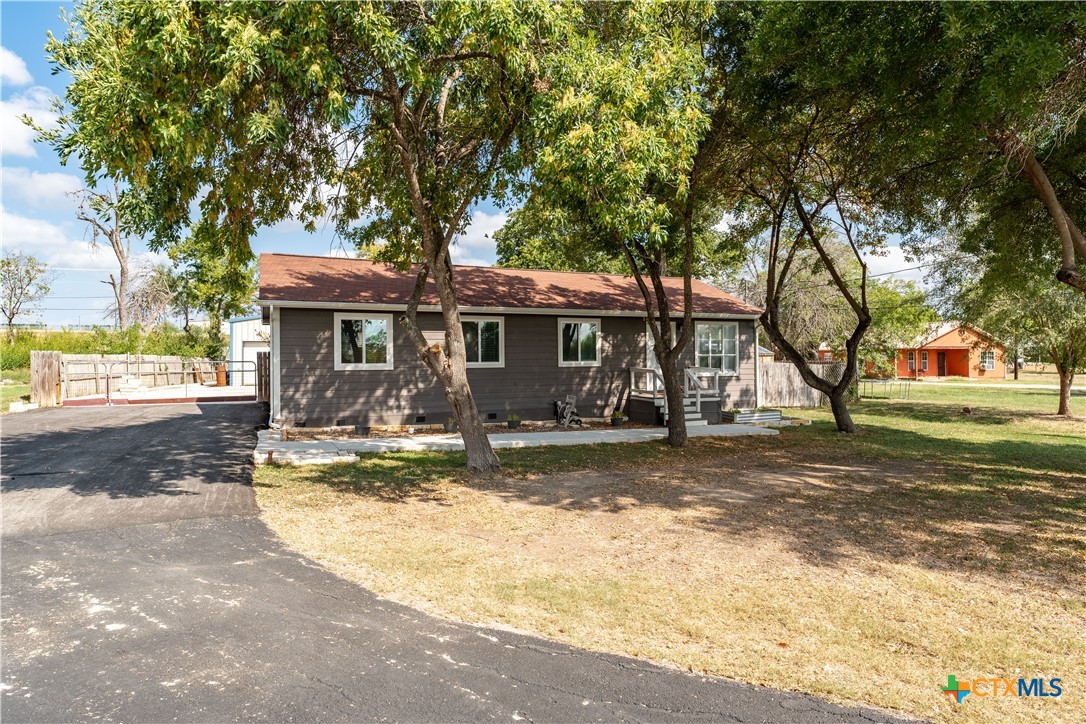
xmin=630 ymin=366 xmax=723 ymax=408
xmin=630 ymin=366 xmax=666 ymax=397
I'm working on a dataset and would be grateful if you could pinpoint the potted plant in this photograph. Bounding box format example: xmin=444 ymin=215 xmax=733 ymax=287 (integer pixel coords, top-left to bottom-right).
xmin=610 ymin=410 xmax=626 ymax=427
xmin=506 ymin=414 xmax=521 ymax=429
xmin=443 ymin=417 xmax=458 ymax=433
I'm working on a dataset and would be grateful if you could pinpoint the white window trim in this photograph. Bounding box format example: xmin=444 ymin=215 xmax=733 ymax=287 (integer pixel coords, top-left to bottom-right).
xmin=694 ymin=321 xmax=740 ymax=376
xmin=980 ymin=350 xmax=996 ymax=371
xmin=334 ymin=312 xmax=394 ymax=371
xmin=461 ymin=316 xmax=505 ymax=369
xmin=558 ymin=317 xmax=602 ymax=367
xmin=908 ymin=350 xmax=916 ymax=371
xmin=921 ymin=350 xmax=928 ymax=371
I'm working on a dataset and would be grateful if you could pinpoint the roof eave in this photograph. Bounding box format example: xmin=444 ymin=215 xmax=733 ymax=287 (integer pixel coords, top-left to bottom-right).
xmin=257 ymin=298 xmax=761 ymax=319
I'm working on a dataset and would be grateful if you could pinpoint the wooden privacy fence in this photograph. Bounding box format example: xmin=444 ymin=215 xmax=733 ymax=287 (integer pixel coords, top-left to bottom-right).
xmin=759 ymin=361 xmax=845 ymax=408
xmin=256 ymin=351 xmax=270 ymax=403
xmin=31 ymin=352 xmax=223 ymax=402
xmin=30 ymin=351 xmax=63 ymax=407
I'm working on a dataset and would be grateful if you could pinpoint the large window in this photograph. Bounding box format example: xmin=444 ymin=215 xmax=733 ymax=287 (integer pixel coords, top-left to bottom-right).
xmin=980 ymin=349 xmax=996 ymax=371
xmin=921 ymin=351 xmax=928 ymax=371
xmin=334 ymin=312 xmax=393 ymax=371
xmin=462 ymin=317 xmax=504 ymax=368
xmin=559 ymin=318 xmax=600 ymax=367
xmin=695 ymin=321 xmax=739 ymax=374
xmin=907 ymin=350 xmax=916 ymax=371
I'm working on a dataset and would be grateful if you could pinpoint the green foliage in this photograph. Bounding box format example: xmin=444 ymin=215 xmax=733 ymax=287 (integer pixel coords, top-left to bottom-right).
xmin=494 ymin=196 xmax=628 ymax=273
xmin=532 ymin=0 xmax=712 ymax=259
xmin=169 ymin=228 xmax=257 ymax=357
xmin=0 ymin=252 xmax=53 ymax=339
xmin=0 ymin=325 xmax=216 ymax=370
xmin=860 ymin=280 xmax=939 ymax=376
xmin=40 ymin=0 xmax=571 ymax=266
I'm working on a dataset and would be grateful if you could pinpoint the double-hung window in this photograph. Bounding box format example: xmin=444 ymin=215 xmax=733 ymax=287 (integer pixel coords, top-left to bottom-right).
xmin=462 ymin=317 xmax=504 ymax=368
xmin=334 ymin=312 xmax=393 ymax=371
xmin=907 ymin=351 xmax=916 ymax=371
xmin=695 ymin=321 xmax=739 ymax=374
xmin=980 ymin=350 xmax=996 ymax=371
xmin=559 ymin=318 xmax=600 ymax=367
xmin=921 ymin=351 xmax=928 ymax=371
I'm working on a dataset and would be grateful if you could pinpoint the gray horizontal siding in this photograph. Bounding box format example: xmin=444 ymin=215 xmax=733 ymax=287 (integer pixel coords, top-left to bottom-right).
xmin=276 ymin=308 xmax=757 ymax=427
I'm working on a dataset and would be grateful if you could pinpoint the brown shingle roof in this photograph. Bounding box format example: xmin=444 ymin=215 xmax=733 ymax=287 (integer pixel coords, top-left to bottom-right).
xmin=258 ymin=253 xmax=760 ymax=316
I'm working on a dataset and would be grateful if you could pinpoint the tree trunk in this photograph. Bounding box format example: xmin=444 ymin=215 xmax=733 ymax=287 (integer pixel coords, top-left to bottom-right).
xmin=660 ymin=352 xmax=688 ymax=447
xmin=428 ymin=256 xmax=501 ymax=473
xmin=1057 ymin=364 xmax=1074 ymax=416
xmin=117 ymin=263 xmax=129 ymax=329
xmin=828 ymin=391 xmax=855 ymax=433
xmin=989 ymin=130 xmax=1086 ymax=294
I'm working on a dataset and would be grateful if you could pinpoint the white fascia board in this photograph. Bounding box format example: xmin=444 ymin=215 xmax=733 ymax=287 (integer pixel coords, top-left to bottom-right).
xmin=256 ymin=298 xmax=761 ymax=320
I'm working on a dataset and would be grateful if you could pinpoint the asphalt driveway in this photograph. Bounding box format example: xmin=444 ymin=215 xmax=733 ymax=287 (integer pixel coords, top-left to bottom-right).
xmin=1 ymin=403 xmax=910 ymax=722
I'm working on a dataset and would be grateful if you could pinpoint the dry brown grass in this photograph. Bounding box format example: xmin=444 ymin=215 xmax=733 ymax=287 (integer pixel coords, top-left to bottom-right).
xmin=255 ymin=391 xmax=1084 ymax=723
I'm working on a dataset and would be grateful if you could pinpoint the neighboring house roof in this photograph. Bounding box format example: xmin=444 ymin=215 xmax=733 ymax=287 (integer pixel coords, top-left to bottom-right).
xmin=258 ymin=253 xmax=762 ymax=317
xmin=902 ymin=321 xmax=1004 ymax=349
xmin=757 ymin=345 xmax=775 ymax=356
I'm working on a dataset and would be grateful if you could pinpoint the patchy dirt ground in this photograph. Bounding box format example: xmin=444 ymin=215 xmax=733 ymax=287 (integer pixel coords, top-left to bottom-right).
xmin=256 ymin=425 xmax=1084 ymax=724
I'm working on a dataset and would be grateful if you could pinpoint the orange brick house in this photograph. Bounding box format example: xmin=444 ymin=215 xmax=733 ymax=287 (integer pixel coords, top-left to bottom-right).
xmin=894 ymin=322 xmax=1008 ymax=379
xmin=815 ymin=322 xmax=1009 ymax=379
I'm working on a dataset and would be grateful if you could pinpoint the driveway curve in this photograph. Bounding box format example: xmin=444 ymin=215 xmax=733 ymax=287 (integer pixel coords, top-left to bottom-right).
xmin=1 ymin=403 xmax=909 ymax=722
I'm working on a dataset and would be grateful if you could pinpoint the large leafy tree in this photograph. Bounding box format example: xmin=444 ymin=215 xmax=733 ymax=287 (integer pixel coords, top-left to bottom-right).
xmin=169 ymin=231 xmax=257 ymax=359
xmin=760 ymin=2 xmax=1086 ymax=295
xmin=718 ymin=3 xmax=924 ymax=433
xmin=934 ymin=251 xmax=1086 ymax=416
xmin=531 ymin=0 xmax=722 ymax=447
xmin=0 ymin=252 xmax=53 ymax=342
xmin=38 ymin=0 xmax=569 ymax=473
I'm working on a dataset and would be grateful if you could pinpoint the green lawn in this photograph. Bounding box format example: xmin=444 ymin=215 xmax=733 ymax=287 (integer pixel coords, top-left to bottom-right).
xmin=255 ymin=384 xmax=1084 ymax=723
xmin=0 ymin=367 xmax=31 ymax=415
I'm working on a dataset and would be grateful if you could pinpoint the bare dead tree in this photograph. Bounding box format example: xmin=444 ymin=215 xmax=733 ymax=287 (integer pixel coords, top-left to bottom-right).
xmin=73 ymin=181 xmax=132 ymax=329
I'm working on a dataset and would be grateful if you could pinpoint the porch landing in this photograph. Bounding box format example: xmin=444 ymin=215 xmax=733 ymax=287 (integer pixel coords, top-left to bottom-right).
xmin=255 ymin=423 xmax=777 ymax=466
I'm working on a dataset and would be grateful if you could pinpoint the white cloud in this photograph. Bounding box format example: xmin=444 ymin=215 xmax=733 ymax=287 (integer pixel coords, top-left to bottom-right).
xmin=1 ymin=46 xmax=33 ymax=86
xmin=0 ymin=204 xmax=114 ymax=270
xmin=1 ymin=167 xmax=82 ymax=209
xmin=1 ymin=86 xmax=58 ymax=157
xmin=450 ymin=210 xmax=506 ymax=266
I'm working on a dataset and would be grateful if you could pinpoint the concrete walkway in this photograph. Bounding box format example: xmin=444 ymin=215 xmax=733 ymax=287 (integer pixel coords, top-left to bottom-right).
xmin=255 ymin=423 xmax=778 ymax=465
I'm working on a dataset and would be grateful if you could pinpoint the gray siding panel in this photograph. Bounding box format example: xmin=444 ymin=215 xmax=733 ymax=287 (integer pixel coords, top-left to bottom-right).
xmin=277 ymin=308 xmax=757 ymax=426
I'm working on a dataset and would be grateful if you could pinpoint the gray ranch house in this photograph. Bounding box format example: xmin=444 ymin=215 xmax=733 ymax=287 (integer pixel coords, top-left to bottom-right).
xmin=258 ymin=253 xmax=763 ymax=428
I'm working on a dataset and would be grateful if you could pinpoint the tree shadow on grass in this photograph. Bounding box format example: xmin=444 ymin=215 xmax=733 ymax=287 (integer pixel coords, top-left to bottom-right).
xmin=280 ymin=417 xmax=1085 ymax=594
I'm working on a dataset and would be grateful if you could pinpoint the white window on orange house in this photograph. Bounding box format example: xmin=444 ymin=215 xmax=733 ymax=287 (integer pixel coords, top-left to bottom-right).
xmin=921 ymin=351 xmax=928 ymax=371
xmin=980 ymin=350 xmax=996 ymax=371
xmin=907 ymin=350 xmax=915 ymax=371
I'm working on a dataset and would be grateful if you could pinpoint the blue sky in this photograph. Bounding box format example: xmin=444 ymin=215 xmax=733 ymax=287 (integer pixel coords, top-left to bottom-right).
xmin=0 ymin=1 xmax=506 ymax=328
xmin=2 ymin=2 xmax=918 ymax=328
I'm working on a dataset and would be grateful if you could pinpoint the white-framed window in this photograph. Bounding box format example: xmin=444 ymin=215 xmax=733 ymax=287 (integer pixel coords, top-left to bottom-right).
xmin=695 ymin=321 xmax=739 ymax=374
xmin=558 ymin=318 xmax=601 ymax=367
xmin=921 ymin=351 xmax=928 ymax=371
xmin=907 ymin=350 xmax=916 ymax=371
xmin=334 ymin=312 xmax=393 ymax=371
xmin=980 ymin=349 xmax=996 ymax=371
xmin=461 ymin=316 xmax=504 ymax=368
